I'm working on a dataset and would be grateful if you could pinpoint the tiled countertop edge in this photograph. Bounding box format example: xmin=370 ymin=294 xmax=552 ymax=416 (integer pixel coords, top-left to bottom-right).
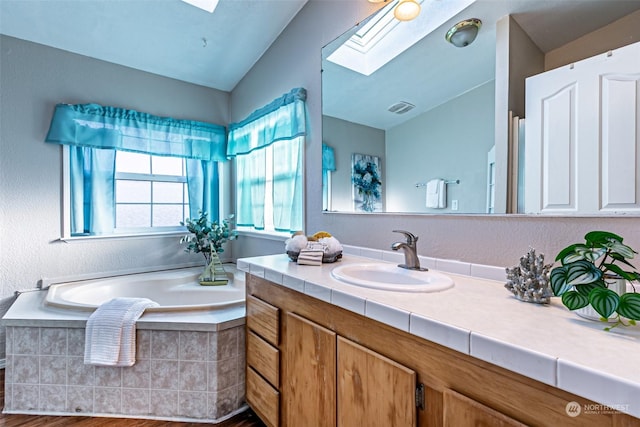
xmin=237 ymin=247 xmax=640 ymax=419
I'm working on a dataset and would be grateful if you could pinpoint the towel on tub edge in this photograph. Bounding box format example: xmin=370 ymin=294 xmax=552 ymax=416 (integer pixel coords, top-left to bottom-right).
xmin=84 ymin=297 xmax=159 ymax=367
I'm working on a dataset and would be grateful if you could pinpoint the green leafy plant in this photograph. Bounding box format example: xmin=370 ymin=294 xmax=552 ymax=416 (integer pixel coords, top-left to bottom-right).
xmin=550 ymin=231 xmax=640 ymax=330
xmin=180 ymin=211 xmax=237 ymax=265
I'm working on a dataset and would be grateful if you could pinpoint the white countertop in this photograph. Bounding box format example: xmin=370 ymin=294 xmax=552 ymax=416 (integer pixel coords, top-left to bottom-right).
xmin=237 ymin=252 xmax=640 ymax=419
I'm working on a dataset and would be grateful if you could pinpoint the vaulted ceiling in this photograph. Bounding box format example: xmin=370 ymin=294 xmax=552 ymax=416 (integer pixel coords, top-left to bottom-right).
xmin=0 ymin=0 xmax=308 ymax=91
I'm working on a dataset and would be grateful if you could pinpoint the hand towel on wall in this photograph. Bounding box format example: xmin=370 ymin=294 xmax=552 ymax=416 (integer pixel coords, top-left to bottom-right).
xmin=425 ymin=179 xmax=447 ymax=208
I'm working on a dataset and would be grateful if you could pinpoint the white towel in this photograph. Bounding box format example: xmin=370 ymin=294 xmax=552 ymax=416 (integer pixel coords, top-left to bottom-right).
xmin=297 ymin=249 xmax=324 ymax=265
xmin=426 ymin=179 xmax=447 ymax=208
xmin=297 ymin=242 xmax=326 ymax=266
xmin=84 ymin=297 xmax=159 ymax=367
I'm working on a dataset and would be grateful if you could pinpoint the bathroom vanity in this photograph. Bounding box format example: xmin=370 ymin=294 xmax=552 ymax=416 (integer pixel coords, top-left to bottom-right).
xmin=240 ymin=253 xmax=640 ymax=427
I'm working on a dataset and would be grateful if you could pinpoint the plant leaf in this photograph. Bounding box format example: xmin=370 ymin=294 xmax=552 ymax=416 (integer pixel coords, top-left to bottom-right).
xmin=616 ymin=293 xmax=640 ymax=320
xmin=555 ymin=244 xmax=584 ymax=262
xmin=561 ymin=291 xmax=589 ymax=310
xmin=574 ymin=282 xmax=604 ymax=297
xmin=606 ymin=240 xmax=637 ymax=259
xmin=559 ymin=245 xmax=606 ymax=264
xmin=550 ymin=260 xmax=602 ymax=296
xmin=585 ymin=230 xmax=624 ymax=246
xmin=603 ymin=263 xmax=636 ymax=281
xmin=588 ymin=287 xmax=620 ymax=318
xmin=550 ymin=267 xmax=572 ymax=296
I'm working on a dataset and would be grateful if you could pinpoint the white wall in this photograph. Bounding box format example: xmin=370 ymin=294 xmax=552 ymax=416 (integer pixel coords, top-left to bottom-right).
xmin=386 ymin=81 xmax=494 ymax=213
xmin=0 ymin=35 xmax=230 ymax=302
xmin=545 ymin=9 xmax=640 ymax=71
xmin=231 ymin=0 xmax=640 ymax=268
xmin=322 ymin=115 xmax=385 ymax=212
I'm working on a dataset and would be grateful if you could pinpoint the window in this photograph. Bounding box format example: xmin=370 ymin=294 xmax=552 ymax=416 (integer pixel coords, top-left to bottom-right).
xmin=228 ymin=88 xmax=307 ymax=234
xmin=114 ymin=151 xmax=189 ymax=232
xmin=235 ymin=137 xmax=303 ymax=233
xmin=322 ymin=144 xmax=336 ymax=211
xmin=45 ymin=103 xmax=226 ymax=238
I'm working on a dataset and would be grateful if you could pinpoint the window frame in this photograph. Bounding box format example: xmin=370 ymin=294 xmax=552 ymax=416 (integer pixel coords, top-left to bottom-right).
xmin=234 ymin=144 xmax=297 ymax=238
xmin=60 ymin=146 xmax=191 ymax=241
xmin=113 ymin=153 xmax=189 ymax=234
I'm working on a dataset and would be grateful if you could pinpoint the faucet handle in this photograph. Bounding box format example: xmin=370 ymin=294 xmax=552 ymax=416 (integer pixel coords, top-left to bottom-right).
xmin=392 ymin=230 xmax=418 ymax=244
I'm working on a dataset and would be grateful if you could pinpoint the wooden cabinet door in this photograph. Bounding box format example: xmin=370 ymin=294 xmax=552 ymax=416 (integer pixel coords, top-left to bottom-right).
xmin=337 ymin=336 xmax=417 ymax=427
xmin=284 ymin=312 xmax=337 ymax=427
xmin=443 ymin=389 xmax=526 ymax=427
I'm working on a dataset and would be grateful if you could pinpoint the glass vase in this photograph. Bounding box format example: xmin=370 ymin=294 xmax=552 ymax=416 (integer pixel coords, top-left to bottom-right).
xmin=361 ymin=192 xmax=375 ymax=212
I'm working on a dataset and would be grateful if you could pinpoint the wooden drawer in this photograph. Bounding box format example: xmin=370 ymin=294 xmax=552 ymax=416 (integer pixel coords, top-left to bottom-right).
xmin=246 ymin=366 xmax=280 ymax=427
xmin=247 ymin=294 xmax=279 ymax=346
xmin=247 ymin=330 xmax=280 ymax=388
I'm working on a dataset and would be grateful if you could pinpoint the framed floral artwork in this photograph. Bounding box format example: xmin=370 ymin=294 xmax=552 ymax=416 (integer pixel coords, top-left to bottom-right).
xmin=351 ymin=153 xmax=382 ymax=212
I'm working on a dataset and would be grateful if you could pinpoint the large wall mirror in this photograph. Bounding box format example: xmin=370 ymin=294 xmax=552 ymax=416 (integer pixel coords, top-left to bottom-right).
xmin=322 ymin=0 xmax=640 ymax=215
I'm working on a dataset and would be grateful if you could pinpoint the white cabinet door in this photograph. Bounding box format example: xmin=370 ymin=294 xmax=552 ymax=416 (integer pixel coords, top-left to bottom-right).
xmin=524 ymin=41 xmax=640 ymax=214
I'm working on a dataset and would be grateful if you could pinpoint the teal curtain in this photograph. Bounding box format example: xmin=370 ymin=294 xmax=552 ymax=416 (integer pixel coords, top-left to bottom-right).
xmin=272 ymin=137 xmax=303 ymax=231
xmin=69 ymin=146 xmax=116 ymax=235
xmin=322 ymin=143 xmax=336 ymax=172
xmin=46 ymin=103 xmax=227 ymax=161
xmin=186 ymin=159 xmax=219 ymax=222
xmin=227 ymin=88 xmax=306 ymax=157
xmin=322 ymin=144 xmax=335 ymax=212
xmin=235 ymin=149 xmax=266 ymax=229
xmin=46 ymin=103 xmax=226 ymax=235
xmin=228 ymin=88 xmax=307 ymax=232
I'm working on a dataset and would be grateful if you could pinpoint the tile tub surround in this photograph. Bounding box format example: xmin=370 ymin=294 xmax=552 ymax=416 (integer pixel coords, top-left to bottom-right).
xmin=237 ymin=251 xmax=640 ymax=420
xmin=3 ymin=325 xmax=246 ymax=422
xmin=1 ymin=266 xmax=248 ymax=423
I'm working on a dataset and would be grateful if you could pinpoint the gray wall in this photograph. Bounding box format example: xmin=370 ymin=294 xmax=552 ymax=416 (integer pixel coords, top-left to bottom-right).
xmin=0 ymin=35 xmax=230 ymax=300
xmin=322 ymin=115 xmax=385 ymax=212
xmin=545 ymin=9 xmax=640 ymax=71
xmin=231 ymin=0 xmax=640 ymax=267
xmin=386 ymin=81 xmax=495 ymax=213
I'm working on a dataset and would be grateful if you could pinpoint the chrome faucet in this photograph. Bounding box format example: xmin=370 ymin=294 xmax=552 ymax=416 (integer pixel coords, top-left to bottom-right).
xmin=391 ymin=230 xmax=427 ymax=271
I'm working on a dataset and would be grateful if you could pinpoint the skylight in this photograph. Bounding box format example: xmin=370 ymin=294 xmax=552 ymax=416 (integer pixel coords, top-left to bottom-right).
xmin=181 ymin=0 xmax=219 ymax=13
xmin=327 ymin=0 xmax=476 ymax=76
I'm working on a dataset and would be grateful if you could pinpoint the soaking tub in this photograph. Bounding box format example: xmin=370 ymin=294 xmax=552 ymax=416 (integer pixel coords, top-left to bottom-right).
xmin=2 ymin=264 xmax=248 ymax=423
xmin=44 ymin=266 xmax=245 ymax=312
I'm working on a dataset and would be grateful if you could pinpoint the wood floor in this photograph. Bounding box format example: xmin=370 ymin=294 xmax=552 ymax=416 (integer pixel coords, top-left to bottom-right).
xmin=0 ymin=370 xmax=266 ymax=427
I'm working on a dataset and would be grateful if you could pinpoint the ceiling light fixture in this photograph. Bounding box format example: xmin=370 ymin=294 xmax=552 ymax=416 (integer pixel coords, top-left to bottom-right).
xmin=394 ymin=0 xmax=421 ymax=21
xmin=445 ymin=18 xmax=482 ymax=47
xmin=181 ymin=0 xmax=219 ymax=13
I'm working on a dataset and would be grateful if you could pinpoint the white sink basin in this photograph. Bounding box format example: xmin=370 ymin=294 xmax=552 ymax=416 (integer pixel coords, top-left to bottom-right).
xmin=331 ymin=263 xmax=454 ymax=293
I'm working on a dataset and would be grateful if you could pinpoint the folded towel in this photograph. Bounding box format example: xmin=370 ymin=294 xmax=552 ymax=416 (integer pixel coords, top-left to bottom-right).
xmin=297 ymin=249 xmax=324 ymax=265
xmin=84 ymin=297 xmax=159 ymax=367
xmin=297 ymin=242 xmax=326 ymax=266
xmin=426 ymin=179 xmax=446 ymax=208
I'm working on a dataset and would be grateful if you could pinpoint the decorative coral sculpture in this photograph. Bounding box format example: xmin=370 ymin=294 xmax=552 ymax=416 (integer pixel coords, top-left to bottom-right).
xmin=505 ymin=248 xmax=553 ymax=304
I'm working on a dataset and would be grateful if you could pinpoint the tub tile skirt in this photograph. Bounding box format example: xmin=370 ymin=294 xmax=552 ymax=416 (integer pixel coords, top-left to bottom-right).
xmin=3 ymin=325 xmax=247 ymax=422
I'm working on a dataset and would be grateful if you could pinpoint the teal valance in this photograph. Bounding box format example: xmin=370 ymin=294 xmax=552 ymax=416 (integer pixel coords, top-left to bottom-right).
xmin=45 ymin=103 xmax=227 ymax=162
xmin=227 ymin=87 xmax=307 ymax=158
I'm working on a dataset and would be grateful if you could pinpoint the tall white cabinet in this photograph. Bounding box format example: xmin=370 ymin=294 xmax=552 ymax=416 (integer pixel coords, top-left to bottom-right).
xmin=524 ymin=41 xmax=640 ymax=214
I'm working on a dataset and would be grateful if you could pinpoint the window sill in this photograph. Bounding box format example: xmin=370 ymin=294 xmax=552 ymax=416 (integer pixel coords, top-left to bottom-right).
xmin=57 ymin=230 xmax=187 ymax=243
xmin=236 ymin=229 xmax=290 ymax=242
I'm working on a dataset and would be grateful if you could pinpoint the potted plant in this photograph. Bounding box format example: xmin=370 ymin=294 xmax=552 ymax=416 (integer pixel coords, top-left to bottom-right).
xmin=550 ymin=231 xmax=640 ymax=330
xmin=180 ymin=211 xmax=237 ymax=285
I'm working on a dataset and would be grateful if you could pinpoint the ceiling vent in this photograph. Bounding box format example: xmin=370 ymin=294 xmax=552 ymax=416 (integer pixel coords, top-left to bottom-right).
xmin=387 ymin=101 xmax=415 ymax=114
